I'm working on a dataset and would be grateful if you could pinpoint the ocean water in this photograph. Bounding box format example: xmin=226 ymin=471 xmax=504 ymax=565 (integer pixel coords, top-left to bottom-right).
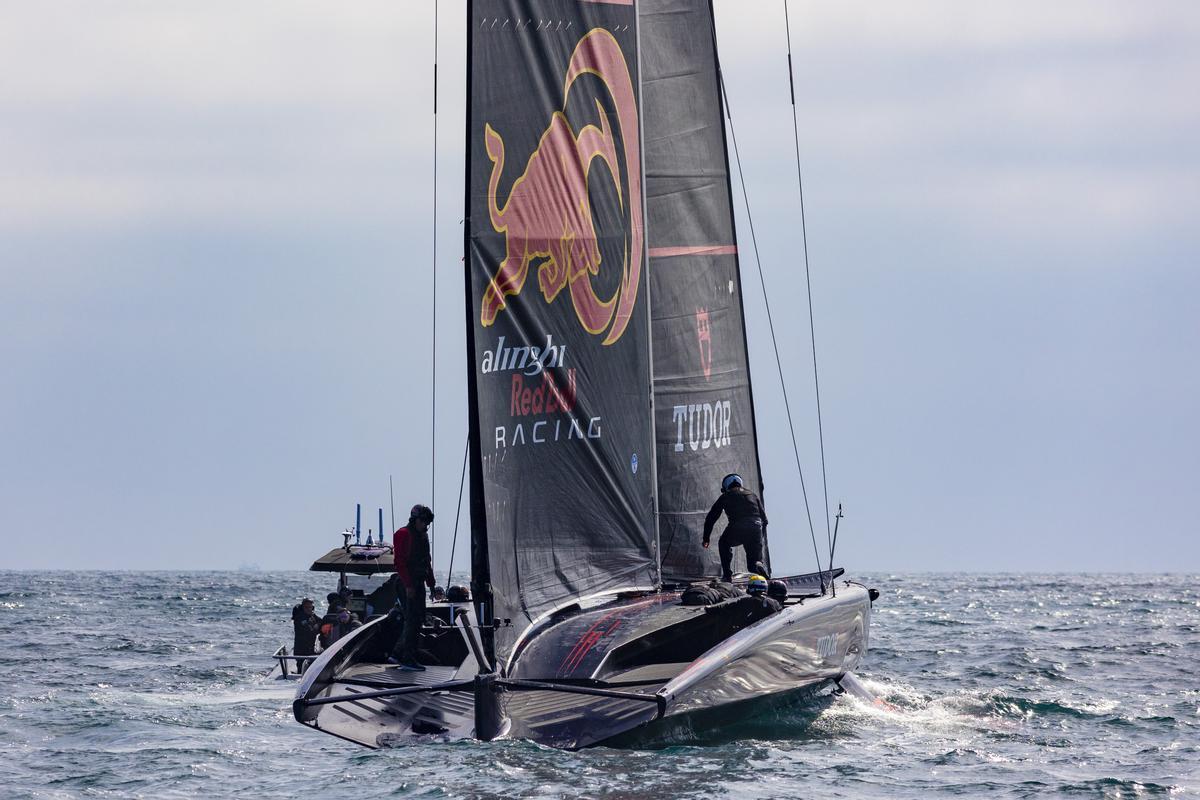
xmin=1 ymin=571 xmax=1197 ymax=799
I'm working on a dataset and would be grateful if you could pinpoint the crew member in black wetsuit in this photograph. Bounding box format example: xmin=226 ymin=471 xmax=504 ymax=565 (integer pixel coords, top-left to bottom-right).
xmin=702 ymin=473 xmax=769 ymax=583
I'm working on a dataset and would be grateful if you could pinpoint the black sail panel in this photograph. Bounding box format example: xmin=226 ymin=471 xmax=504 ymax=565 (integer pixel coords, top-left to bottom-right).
xmin=640 ymin=0 xmax=767 ymax=580
xmin=465 ymin=0 xmax=657 ymax=668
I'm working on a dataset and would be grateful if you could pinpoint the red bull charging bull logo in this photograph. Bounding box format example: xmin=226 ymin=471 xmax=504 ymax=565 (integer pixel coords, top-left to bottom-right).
xmin=481 ymin=28 xmax=643 ymax=346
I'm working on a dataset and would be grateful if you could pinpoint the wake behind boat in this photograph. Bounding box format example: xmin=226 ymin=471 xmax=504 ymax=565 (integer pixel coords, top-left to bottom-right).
xmin=294 ymin=0 xmax=879 ymax=749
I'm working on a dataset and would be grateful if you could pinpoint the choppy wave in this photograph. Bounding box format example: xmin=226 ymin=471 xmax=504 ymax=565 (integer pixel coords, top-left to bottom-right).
xmin=1 ymin=571 xmax=1198 ymax=799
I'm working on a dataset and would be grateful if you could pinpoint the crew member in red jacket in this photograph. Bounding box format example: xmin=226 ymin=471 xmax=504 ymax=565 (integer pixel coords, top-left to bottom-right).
xmin=393 ymin=504 xmax=436 ymax=671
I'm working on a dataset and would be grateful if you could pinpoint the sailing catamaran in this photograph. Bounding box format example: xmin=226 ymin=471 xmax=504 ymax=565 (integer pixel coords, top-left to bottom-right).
xmin=293 ymin=0 xmax=877 ymax=750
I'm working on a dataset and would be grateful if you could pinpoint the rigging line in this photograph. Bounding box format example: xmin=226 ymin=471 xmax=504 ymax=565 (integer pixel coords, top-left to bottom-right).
xmin=718 ymin=73 xmax=823 ymax=587
xmin=447 ymin=437 xmax=468 ymax=583
xmin=783 ymin=0 xmax=833 ymax=559
xmin=430 ymin=0 xmax=440 ymax=566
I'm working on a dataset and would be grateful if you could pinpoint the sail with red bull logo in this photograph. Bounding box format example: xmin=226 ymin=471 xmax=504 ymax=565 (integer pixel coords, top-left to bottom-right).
xmin=464 ymin=0 xmax=657 ymax=667
xmin=479 ymin=26 xmax=643 ymax=346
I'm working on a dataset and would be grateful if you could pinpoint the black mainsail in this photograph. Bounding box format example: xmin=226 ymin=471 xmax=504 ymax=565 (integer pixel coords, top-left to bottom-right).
xmin=464 ymin=0 xmax=658 ymax=668
xmin=640 ymin=0 xmax=767 ymax=581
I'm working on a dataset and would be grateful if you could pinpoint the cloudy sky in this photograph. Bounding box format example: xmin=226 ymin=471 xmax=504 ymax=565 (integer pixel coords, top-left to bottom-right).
xmin=3 ymin=1 xmax=1196 ymax=572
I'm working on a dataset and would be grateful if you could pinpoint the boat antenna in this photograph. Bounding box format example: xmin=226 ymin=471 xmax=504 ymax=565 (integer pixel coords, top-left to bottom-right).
xmin=827 ymin=504 xmax=843 ymax=596
xmin=429 ymin=0 xmax=441 ymax=568
xmin=388 ymin=475 xmax=395 ymax=539
xmin=714 ymin=33 xmax=824 ymax=591
xmin=446 ymin=437 xmax=468 ymax=583
xmin=783 ymin=0 xmax=834 ymax=567
xmin=355 ymin=503 xmax=362 ymax=545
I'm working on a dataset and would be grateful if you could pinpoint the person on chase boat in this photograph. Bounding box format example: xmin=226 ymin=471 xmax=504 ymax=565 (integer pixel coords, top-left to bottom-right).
xmin=702 ymin=473 xmax=769 ymax=583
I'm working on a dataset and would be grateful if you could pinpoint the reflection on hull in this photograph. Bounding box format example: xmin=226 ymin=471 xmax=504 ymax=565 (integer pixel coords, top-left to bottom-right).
xmin=663 ymin=584 xmax=868 ymax=717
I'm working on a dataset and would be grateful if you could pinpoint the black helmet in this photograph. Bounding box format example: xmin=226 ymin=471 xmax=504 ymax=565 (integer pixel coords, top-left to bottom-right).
xmin=767 ymin=580 xmax=788 ymax=602
xmin=721 ymin=474 xmax=743 ymax=492
xmin=447 ymin=585 xmax=470 ymax=603
xmin=409 ymin=504 xmax=434 ymax=524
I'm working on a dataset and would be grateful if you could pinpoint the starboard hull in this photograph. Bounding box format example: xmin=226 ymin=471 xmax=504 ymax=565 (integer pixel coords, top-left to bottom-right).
xmin=662 ymin=582 xmax=869 ymax=715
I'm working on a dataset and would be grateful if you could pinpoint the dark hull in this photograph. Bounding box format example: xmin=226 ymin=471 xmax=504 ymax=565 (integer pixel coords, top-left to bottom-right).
xmin=293 ymin=574 xmax=871 ymax=749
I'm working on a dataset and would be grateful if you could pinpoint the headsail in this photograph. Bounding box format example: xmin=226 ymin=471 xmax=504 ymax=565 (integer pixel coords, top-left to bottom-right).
xmin=640 ymin=0 xmax=767 ymax=580
xmin=464 ymin=0 xmax=658 ymax=668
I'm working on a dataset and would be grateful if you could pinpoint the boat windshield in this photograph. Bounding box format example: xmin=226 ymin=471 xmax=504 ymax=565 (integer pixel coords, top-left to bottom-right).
xmin=345 ymin=574 xmax=389 ymax=595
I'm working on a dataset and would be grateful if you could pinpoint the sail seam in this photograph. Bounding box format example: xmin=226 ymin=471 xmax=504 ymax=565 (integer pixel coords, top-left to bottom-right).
xmin=648 ymin=244 xmax=737 ymax=258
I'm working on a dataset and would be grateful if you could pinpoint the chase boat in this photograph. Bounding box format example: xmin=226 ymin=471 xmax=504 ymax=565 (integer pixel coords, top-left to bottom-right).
xmin=270 ymin=512 xmax=394 ymax=680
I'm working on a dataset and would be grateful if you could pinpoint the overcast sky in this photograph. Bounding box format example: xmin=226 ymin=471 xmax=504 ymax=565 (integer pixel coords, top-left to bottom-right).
xmin=2 ymin=1 xmax=1196 ymax=572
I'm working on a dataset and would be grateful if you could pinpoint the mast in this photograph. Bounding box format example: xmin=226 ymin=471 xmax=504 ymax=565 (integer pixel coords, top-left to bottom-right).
xmin=462 ymin=0 xmax=495 ymax=666
xmin=634 ymin=3 xmax=662 ymax=586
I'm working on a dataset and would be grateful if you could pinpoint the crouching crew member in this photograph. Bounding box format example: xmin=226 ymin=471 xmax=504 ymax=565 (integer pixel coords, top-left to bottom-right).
xmin=393 ymin=504 xmax=436 ymax=671
xmin=744 ymin=575 xmax=783 ymax=624
xmin=767 ymin=579 xmax=789 ymax=606
xmin=702 ymin=473 xmax=769 ymax=583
